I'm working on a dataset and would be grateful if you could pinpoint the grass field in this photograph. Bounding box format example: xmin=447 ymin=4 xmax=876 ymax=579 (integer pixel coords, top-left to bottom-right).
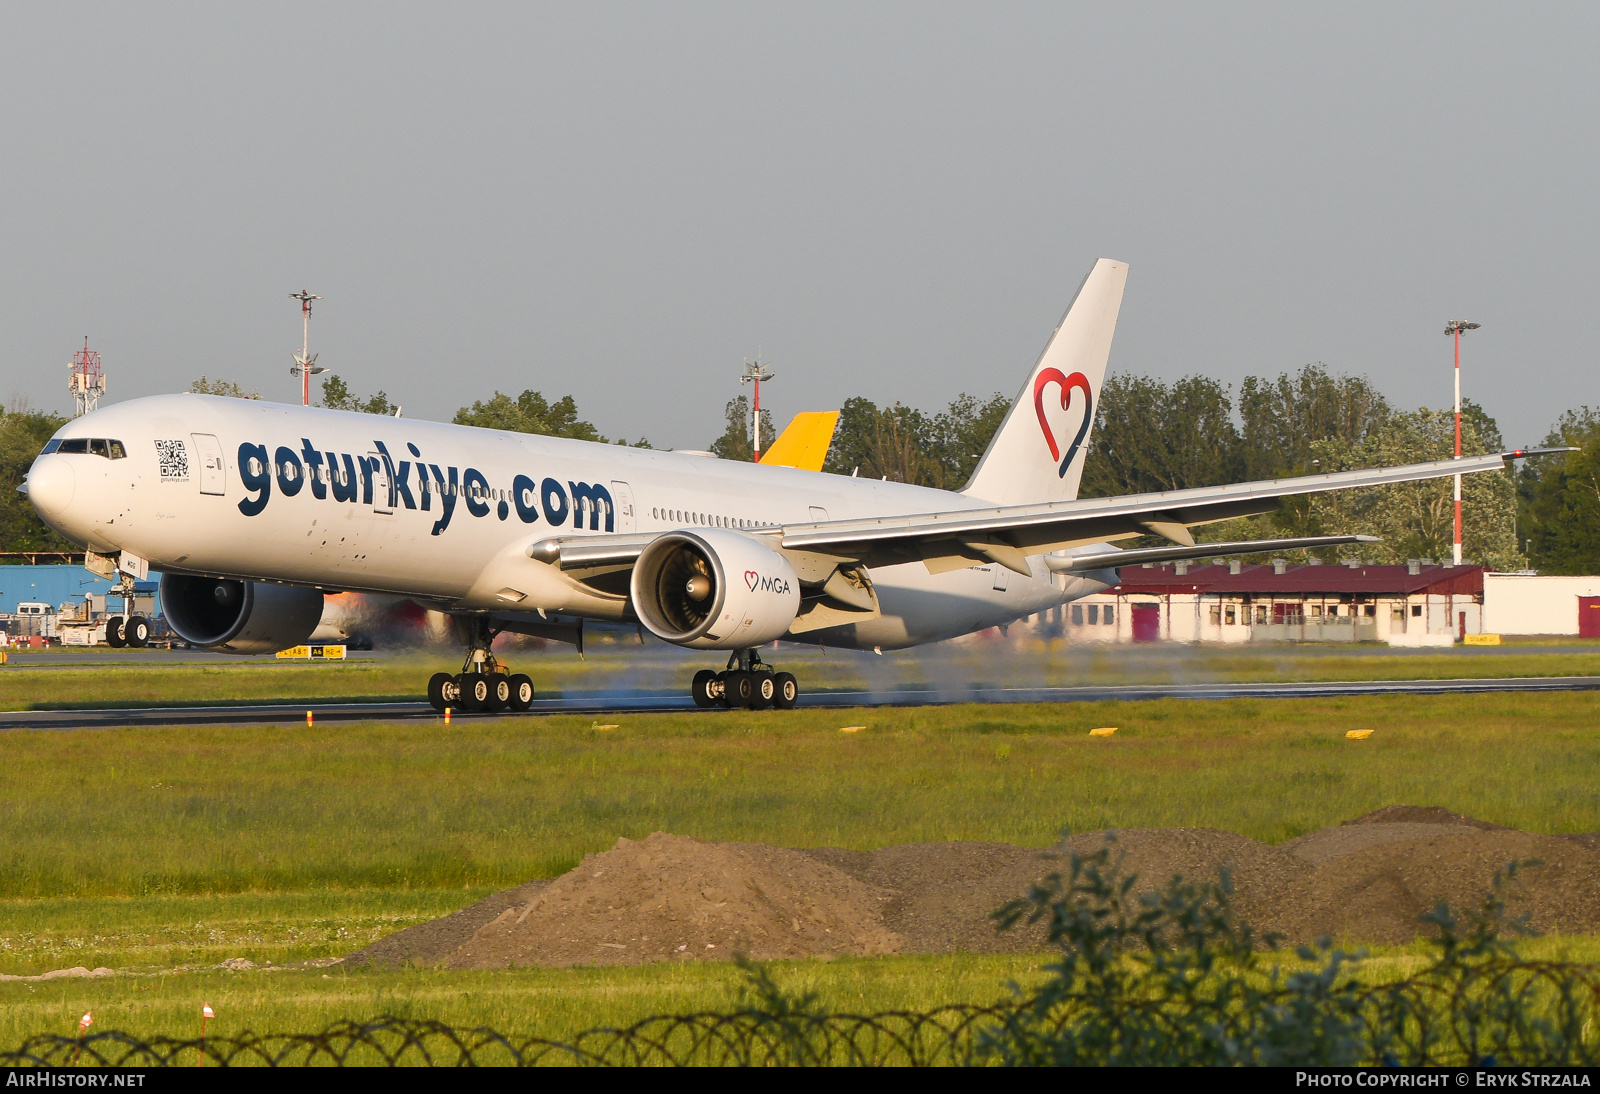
xmin=2 ymin=689 xmax=1598 ymax=1041
xmin=5 ymin=639 xmax=1600 ymax=710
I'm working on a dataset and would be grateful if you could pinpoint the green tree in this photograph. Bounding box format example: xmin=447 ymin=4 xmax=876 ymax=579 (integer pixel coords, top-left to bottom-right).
xmin=320 ymin=374 xmax=396 ymax=416
xmin=188 ymin=376 xmax=259 ymax=399
xmin=822 ymin=392 xmax=1009 ymax=488
xmin=1079 ymin=374 xmax=1242 ymax=497
xmin=0 ymin=407 xmax=74 ymax=554
xmin=1518 ymin=408 xmax=1600 ymax=574
xmin=709 ymin=395 xmax=775 ymax=462
xmin=926 ymin=392 xmax=1010 ymax=489
xmin=1270 ymin=408 xmax=1520 ymax=569
xmin=453 ymin=390 xmax=606 ymax=442
xmin=1236 ymin=364 xmax=1390 ymax=480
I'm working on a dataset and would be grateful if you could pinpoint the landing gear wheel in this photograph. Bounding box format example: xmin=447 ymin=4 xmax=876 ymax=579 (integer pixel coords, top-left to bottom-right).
xmin=725 ymin=671 xmax=755 ymax=708
xmin=484 ymin=675 xmax=510 ymax=713
xmin=125 ymin=616 xmax=150 ymax=648
xmin=773 ymin=672 xmax=798 ymax=710
xmin=105 ymin=618 xmax=126 ymax=648
xmin=455 ymin=673 xmax=480 ymax=711
xmin=752 ymin=674 xmax=776 ymax=710
xmin=428 ymin=672 xmax=454 ymax=712
xmin=466 ymin=673 xmax=494 ymax=711
xmin=691 ymin=669 xmax=718 ymax=708
xmin=508 ymin=674 xmax=534 ymax=712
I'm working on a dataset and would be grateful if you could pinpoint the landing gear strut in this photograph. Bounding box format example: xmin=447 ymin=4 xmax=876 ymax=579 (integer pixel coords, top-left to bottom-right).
xmin=427 ymin=616 xmax=535 ymax=715
xmin=103 ymin=574 xmax=150 ymax=649
xmin=691 ymin=649 xmax=798 ymax=711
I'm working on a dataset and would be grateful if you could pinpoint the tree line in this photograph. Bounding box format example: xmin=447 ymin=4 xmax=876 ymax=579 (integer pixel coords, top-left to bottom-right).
xmin=2 ymin=367 xmax=1596 ymax=576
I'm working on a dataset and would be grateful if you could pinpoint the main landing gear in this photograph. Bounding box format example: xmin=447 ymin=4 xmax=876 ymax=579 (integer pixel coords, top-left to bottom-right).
xmin=427 ymin=617 xmax=535 ymax=715
xmin=690 ymin=649 xmax=799 ymax=711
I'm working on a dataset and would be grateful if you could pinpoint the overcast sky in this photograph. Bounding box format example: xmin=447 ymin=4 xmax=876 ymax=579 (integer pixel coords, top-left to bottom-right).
xmin=3 ymin=4 xmax=1595 ymax=449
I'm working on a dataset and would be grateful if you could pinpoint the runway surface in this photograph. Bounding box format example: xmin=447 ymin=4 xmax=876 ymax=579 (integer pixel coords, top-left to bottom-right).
xmin=4 ymin=675 xmax=1600 ymax=730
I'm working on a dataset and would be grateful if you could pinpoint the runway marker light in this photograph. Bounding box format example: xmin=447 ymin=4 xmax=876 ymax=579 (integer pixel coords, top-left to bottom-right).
xmin=1346 ymin=729 xmax=1374 ymax=740
xmin=200 ymin=1004 xmax=213 ymax=1067
xmin=73 ymin=1010 xmax=92 ymax=1064
xmin=1089 ymin=727 xmax=1118 ymax=737
xmin=443 ymin=707 xmax=451 ymax=725
xmin=306 ymin=710 xmax=313 ymax=726
xmin=839 ymin=726 xmax=865 ymax=733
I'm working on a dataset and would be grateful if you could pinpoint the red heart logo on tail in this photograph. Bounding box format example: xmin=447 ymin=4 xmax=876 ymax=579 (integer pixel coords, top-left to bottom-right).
xmin=745 ymin=570 xmax=759 ymax=590
xmin=1033 ymin=368 xmax=1094 ymax=478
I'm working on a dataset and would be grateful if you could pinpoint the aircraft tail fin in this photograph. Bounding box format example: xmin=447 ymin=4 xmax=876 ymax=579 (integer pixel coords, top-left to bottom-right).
xmin=760 ymin=411 xmax=841 ymax=472
xmin=960 ymin=258 xmax=1127 ymax=507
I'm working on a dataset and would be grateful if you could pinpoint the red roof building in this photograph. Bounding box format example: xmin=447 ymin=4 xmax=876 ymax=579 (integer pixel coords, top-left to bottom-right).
xmin=1049 ymin=559 xmax=1486 ymax=645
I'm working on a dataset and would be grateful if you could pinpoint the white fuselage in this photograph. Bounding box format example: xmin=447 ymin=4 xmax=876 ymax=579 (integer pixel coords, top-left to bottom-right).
xmin=28 ymin=395 xmax=1097 ymax=649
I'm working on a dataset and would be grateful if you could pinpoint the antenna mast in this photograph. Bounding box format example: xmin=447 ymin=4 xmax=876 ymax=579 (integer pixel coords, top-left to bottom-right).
xmin=67 ymin=337 xmax=105 ymax=417
xmin=289 ymin=290 xmax=326 ymax=406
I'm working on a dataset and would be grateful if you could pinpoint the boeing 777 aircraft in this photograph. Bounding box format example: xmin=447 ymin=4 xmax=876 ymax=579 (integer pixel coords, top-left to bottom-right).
xmin=20 ymin=260 xmax=1544 ymax=711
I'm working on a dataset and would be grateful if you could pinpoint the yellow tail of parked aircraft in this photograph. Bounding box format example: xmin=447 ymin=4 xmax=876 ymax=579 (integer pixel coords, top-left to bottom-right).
xmin=759 ymin=411 xmax=840 ymax=472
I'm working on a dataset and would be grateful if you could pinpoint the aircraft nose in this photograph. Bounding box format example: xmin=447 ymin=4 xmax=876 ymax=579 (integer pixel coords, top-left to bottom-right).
xmin=25 ymin=455 xmax=76 ymax=517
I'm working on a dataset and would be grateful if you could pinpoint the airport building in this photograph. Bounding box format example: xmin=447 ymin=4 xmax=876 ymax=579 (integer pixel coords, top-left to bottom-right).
xmin=1049 ymin=559 xmax=1489 ymax=645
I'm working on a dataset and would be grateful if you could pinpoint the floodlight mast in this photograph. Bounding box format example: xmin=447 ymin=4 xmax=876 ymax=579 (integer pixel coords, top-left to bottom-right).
xmin=740 ymin=356 xmax=776 ymax=462
xmin=289 ymin=290 xmax=326 ymax=406
xmin=1444 ymin=320 xmax=1480 ymax=567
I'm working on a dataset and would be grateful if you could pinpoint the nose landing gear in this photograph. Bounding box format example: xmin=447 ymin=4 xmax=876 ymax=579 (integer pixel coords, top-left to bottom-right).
xmin=691 ymin=649 xmax=799 ymax=711
xmin=427 ymin=616 xmax=534 ymax=715
xmin=103 ymin=574 xmax=150 ymax=648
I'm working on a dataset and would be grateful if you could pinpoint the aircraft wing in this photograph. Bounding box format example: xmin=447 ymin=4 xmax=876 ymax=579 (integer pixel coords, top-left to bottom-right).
xmin=532 ymin=448 xmax=1559 ymax=583
xmin=775 ymin=449 xmax=1557 ymax=575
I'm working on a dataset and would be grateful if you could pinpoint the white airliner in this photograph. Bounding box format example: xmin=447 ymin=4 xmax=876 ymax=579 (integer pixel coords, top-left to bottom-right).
xmin=20 ymin=260 xmax=1543 ymax=711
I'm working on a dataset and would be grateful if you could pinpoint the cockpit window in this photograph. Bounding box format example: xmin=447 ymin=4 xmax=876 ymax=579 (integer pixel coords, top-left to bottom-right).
xmin=44 ymin=438 xmax=126 ymax=458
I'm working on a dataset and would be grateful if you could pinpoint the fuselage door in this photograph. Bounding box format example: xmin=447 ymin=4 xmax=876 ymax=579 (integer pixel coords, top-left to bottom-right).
xmin=609 ymin=481 xmax=637 ymax=533
xmin=369 ymin=451 xmax=393 ymax=514
xmin=191 ymin=433 xmax=226 ymax=496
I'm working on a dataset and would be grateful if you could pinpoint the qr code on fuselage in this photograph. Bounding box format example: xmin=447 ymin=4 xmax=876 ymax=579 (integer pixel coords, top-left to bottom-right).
xmin=155 ymin=438 xmax=189 ymax=481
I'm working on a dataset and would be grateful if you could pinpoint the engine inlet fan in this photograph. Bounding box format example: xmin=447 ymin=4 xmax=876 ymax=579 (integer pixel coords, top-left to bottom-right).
xmin=654 ymin=542 xmax=717 ymax=633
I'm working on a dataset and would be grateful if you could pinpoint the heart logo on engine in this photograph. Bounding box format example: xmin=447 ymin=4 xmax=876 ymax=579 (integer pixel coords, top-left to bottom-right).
xmin=745 ymin=570 xmax=759 ymax=590
xmin=1033 ymin=367 xmax=1094 ymax=479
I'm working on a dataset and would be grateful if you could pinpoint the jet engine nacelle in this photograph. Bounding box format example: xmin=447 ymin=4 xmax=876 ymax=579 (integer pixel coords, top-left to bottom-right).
xmin=160 ymin=574 xmax=325 ymax=655
xmin=630 ymin=529 xmax=801 ymax=650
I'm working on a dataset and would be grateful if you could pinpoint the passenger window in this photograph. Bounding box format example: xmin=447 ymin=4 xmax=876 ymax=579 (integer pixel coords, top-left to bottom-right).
xmin=57 ymin=439 xmax=88 ymax=454
xmin=89 ymin=439 xmax=109 ymax=458
xmin=108 ymin=440 xmax=127 ymax=459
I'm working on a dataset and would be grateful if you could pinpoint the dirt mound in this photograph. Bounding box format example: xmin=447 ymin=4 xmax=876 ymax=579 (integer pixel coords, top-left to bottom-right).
xmin=1342 ymin=805 xmax=1509 ymax=830
xmin=346 ymin=880 xmax=551 ymax=969
xmin=1058 ymin=828 xmax=1305 ymax=925
xmin=447 ymin=832 xmax=901 ymax=968
xmin=1282 ymin=823 xmax=1485 ymax=865
xmin=801 ymin=841 xmax=1061 ymax=952
xmin=1259 ymin=829 xmax=1600 ymax=943
xmin=349 ymin=807 xmax=1600 ymax=969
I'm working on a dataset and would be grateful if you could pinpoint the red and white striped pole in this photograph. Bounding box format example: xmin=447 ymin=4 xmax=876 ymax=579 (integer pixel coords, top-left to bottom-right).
xmin=740 ymin=357 xmax=776 ymax=463
xmin=1445 ymin=320 xmax=1480 ymax=567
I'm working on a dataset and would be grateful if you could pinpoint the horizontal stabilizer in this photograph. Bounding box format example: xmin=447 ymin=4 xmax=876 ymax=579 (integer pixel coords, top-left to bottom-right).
xmin=1048 ymin=535 xmax=1381 ymax=574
